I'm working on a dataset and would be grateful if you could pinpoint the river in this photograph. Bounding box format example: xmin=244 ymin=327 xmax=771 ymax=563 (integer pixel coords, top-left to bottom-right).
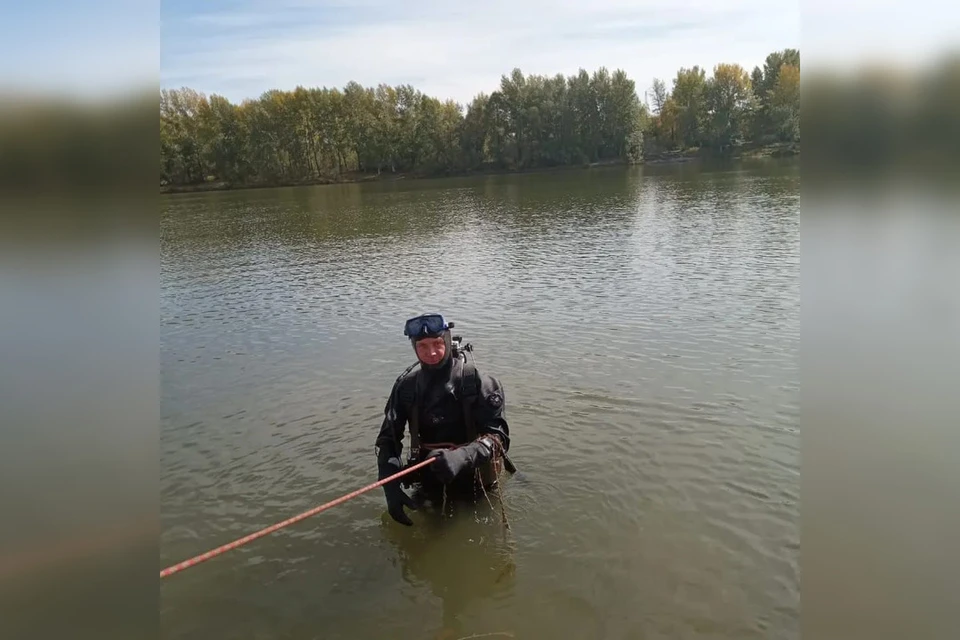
xmin=161 ymin=160 xmax=799 ymax=639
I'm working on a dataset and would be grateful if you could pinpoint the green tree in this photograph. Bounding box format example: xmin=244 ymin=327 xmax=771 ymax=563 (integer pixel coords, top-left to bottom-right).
xmin=768 ymin=63 xmax=800 ymax=141
xmin=160 ymin=88 xmax=207 ymax=184
xmin=750 ymin=49 xmax=801 ymax=142
xmin=706 ymin=63 xmax=754 ymax=150
xmin=343 ymin=81 xmax=377 ymax=173
xmin=460 ymin=93 xmax=489 ymax=170
xmin=373 ymin=84 xmax=399 ymax=174
xmin=607 ymin=69 xmax=645 ymax=160
xmin=160 ymin=49 xmax=801 ymax=189
xmin=671 ymin=66 xmax=708 ymax=148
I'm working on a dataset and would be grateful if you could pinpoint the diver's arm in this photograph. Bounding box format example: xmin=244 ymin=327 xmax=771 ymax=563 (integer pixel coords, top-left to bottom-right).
xmin=475 ymin=373 xmax=510 ymax=452
xmin=375 ymin=377 xmax=418 ymax=525
xmin=375 ymin=378 xmax=408 ymax=465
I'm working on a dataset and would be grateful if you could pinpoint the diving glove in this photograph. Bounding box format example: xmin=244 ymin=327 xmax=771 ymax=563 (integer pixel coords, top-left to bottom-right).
xmin=427 ymin=437 xmax=495 ymax=484
xmin=378 ymin=457 xmax=417 ymax=526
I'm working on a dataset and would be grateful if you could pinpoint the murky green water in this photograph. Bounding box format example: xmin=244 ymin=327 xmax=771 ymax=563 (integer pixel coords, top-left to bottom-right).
xmin=161 ymin=160 xmax=799 ymax=639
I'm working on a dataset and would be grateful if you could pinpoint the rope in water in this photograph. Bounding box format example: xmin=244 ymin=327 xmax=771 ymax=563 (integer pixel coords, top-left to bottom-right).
xmin=160 ymin=457 xmax=437 ymax=579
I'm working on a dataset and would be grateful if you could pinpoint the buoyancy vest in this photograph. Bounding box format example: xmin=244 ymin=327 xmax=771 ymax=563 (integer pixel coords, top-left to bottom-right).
xmin=406 ymin=356 xmax=502 ymax=489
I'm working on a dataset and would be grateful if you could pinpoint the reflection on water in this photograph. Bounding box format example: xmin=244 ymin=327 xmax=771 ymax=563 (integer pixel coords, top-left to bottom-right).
xmin=380 ymin=499 xmax=517 ymax=638
xmin=162 ymin=160 xmax=799 ymax=639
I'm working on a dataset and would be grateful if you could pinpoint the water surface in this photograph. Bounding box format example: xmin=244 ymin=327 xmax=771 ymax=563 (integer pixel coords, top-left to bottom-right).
xmin=161 ymin=161 xmax=799 ymax=639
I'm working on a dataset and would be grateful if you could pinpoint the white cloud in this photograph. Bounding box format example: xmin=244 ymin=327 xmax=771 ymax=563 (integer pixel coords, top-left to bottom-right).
xmin=161 ymin=0 xmax=800 ymax=104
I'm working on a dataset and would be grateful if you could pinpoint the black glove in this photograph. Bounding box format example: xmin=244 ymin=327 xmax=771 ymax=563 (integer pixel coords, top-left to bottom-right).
xmin=427 ymin=439 xmax=494 ymax=484
xmin=378 ymin=458 xmax=417 ymax=526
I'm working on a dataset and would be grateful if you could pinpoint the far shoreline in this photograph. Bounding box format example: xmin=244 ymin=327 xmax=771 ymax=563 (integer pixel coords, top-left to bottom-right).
xmin=160 ymin=143 xmax=798 ymax=195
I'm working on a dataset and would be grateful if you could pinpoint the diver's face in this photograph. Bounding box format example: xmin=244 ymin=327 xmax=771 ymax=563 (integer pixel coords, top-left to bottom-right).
xmin=414 ymin=336 xmax=446 ymax=366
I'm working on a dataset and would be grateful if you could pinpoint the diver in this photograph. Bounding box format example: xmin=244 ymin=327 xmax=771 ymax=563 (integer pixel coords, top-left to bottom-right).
xmin=374 ymin=313 xmax=512 ymax=526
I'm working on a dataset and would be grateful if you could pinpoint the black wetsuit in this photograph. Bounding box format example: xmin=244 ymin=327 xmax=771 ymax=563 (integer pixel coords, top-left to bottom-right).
xmin=375 ymin=355 xmax=510 ymax=493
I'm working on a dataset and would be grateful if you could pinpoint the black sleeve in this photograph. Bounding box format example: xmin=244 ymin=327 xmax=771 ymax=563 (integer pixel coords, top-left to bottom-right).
xmin=375 ymin=377 xmax=408 ymax=464
xmin=474 ymin=372 xmax=511 ymax=452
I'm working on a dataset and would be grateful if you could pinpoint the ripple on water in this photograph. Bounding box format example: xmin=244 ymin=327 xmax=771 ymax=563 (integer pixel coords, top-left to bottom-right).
xmin=162 ymin=165 xmax=800 ymax=639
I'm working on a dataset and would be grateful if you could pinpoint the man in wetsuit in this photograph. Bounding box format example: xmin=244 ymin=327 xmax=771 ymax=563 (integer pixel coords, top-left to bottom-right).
xmin=375 ymin=313 xmax=511 ymax=526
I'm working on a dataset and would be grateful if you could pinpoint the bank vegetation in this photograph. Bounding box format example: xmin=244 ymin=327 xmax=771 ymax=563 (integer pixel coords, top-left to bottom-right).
xmin=160 ymin=49 xmax=800 ymax=191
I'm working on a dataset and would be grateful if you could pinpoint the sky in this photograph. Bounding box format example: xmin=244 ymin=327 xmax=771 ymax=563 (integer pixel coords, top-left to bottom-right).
xmin=0 ymin=1 xmax=158 ymax=99
xmin=1 ymin=1 xmax=957 ymax=102
xmin=160 ymin=0 xmax=802 ymax=106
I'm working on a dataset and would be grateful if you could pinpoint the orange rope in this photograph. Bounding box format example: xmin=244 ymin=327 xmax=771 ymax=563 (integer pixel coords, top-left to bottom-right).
xmin=160 ymin=457 xmax=436 ymax=579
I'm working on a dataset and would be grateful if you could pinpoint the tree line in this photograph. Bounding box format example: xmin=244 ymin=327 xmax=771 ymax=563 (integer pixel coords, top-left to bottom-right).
xmin=160 ymin=48 xmax=799 ymax=188
xmin=645 ymin=48 xmax=799 ymax=154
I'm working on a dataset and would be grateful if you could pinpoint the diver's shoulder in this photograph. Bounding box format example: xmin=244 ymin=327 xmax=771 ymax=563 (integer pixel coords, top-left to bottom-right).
xmin=467 ymin=363 xmax=504 ymax=394
xmin=477 ymin=370 xmax=504 ymax=392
